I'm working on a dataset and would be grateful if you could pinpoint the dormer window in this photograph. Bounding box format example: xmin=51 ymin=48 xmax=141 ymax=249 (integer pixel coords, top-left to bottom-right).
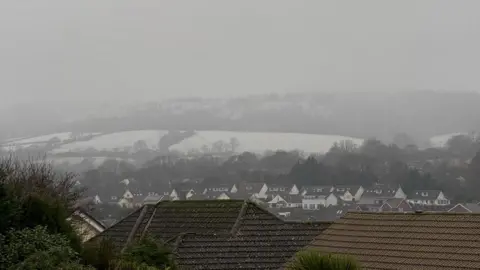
xmin=316 ymin=188 xmax=323 ymax=192
xmin=421 ymin=192 xmax=428 ymax=197
xmin=337 ymin=188 xmax=345 ymax=192
xmin=375 ymin=190 xmax=382 ymax=194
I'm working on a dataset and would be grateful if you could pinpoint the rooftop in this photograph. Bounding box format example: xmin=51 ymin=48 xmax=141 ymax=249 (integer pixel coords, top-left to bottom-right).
xmin=92 ymin=200 xmax=329 ymax=269
xmin=309 ymin=211 xmax=480 ymax=269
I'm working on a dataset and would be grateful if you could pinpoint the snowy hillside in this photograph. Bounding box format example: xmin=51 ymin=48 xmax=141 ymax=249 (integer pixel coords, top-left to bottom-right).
xmin=169 ymin=131 xmax=363 ymax=154
xmin=52 ymin=130 xmax=168 ymax=153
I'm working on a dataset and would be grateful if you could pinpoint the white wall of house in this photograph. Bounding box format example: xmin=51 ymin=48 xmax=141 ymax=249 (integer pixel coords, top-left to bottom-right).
xmin=123 ymin=190 xmax=133 ymax=199
xmin=230 ymin=184 xmax=238 ymax=193
xmin=407 ymin=191 xmax=450 ymax=206
xmin=394 ymin=187 xmax=407 ymax=199
xmin=170 ymin=189 xmax=179 ymax=200
xmin=186 ymin=189 xmax=195 ymax=199
xmin=256 ymin=184 xmax=269 ymax=199
xmin=302 ymin=197 xmax=325 ymax=210
xmin=326 ymin=193 xmax=338 ymax=206
xmin=217 ymin=193 xmax=231 ymax=200
xmin=287 ymin=202 xmax=302 ymax=208
xmin=340 ymin=191 xmax=354 ymax=202
xmin=435 ymin=192 xmax=450 ymax=205
xmin=290 ymin=184 xmax=300 ymax=195
xmin=353 ymin=186 xmax=365 ymax=201
xmin=117 ymin=198 xmax=132 ymax=208
xmin=93 ymin=195 xmax=102 ymax=204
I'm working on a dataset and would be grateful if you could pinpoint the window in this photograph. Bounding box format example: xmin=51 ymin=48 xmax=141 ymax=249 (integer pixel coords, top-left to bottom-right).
xmin=398 ymin=208 xmax=404 ymax=212
xmin=303 ymin=204 xmax=308 ymax=209
xmin=309 ymin=204 xmax=315 ymax=210
xmin=421 ymin=192 xmax=428 ymax=197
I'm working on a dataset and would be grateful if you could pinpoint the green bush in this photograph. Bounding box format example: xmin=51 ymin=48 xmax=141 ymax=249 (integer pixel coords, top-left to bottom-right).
xmin=288 ymin=250 xmax=361 ymax=270
xmin=0 ymin=226 xmax=91 ymax=270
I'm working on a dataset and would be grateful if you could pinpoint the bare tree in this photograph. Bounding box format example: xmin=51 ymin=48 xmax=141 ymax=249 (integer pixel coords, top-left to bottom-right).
xmin=0 ymin=155 xmax=83 ymax=209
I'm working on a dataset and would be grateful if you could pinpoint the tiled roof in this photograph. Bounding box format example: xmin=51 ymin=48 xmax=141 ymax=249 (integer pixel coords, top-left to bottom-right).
xmin=91 ymin=200 xmax=328 ymax=269
xmin=309 ymin=211 xmax=480 ymax=269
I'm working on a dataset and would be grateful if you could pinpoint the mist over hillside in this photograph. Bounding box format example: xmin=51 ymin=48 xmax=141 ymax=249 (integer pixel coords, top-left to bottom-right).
xmin=3 ymin=91 xmax=479 ymax=145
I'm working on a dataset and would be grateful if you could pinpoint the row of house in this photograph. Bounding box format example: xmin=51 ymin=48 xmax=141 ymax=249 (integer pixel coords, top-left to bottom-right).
xmin=92 ymin=179 xmax=451 ymax=217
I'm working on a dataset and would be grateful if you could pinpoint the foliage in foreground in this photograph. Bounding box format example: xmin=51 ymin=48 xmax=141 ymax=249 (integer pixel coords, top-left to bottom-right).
xmin=82 ymin=235 xmax=174 ymax=270
xmin=287 ymin=250 xmax=361 ymax=270
xmin=0 ymin=226 xmax=92 ymax=270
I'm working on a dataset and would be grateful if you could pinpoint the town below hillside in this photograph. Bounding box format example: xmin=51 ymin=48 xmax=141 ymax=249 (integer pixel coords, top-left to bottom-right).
xmin=69 ymin=134 xmax=480 ymax=226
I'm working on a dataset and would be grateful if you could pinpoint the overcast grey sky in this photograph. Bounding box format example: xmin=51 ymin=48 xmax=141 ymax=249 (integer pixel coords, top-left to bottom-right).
xmin=1 ymin=0 xmax=480 ymax=107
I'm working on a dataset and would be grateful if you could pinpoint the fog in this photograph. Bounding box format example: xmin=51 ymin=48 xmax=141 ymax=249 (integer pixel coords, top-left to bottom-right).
xmin=1 ymin=0 xmax=480 ymax=141
xmin=1 ymin=0 xmax=480 ymax=108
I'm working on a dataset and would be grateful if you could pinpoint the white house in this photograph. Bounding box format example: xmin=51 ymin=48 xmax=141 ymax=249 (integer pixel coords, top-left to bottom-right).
xmin=67 ymin=209 xmax=105 ymax=242
xmin=334 ymin=186 xmax=364 ymax=202
xmin=301 ymin=186 xmax=335 ymax=196
xmin=302 ymin=193 xmax=338 ymax=210
xmin=170 ymin=188 xmax=196 ymax=201
xmin=267 ymin=194 xmax=302 ymax=208
xmin=201 ymin=183 xmax=237 ymax=194
xmin=407 ymin=190 xmax=450 ymax=206
xmin=359 ymin=184 xmax=407 ymax=205
xmin=266 ymin=184 xmax=300 ymax=196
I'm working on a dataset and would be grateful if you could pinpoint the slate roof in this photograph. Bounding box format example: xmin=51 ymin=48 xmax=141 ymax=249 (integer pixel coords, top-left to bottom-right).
xmin=408 ymin=190 xmax=443 ymax=200
xmin=91 ymin=200 xmax=329 ymax=269
xmin=309 ymin=211 xmax=480 ymax=269
xmin=362 ymin=184 xmax=398 ymax=198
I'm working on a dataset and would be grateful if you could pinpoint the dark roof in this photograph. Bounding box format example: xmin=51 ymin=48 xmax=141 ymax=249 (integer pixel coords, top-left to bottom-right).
xmin=92 ymin=200 xmax=328 ymax=269
xmin=309 ymin=211 xmax=480 ymax=269
xmin=383 ymin=198 xmax=406 ymax=208
xmin=408 ymin=190 xmax=443 ymax=200
xmin=448 ymin=203 xmax=480 ymax=213
xmin=363 ymin=184 xmax=399 ymax=197
xmin=237 ymin=182 xmax=265 ymax=193
xmin=333 ymin=185 xmax=362 ymax=195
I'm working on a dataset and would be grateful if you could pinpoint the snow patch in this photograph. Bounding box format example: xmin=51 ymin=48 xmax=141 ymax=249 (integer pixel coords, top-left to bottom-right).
xmin=52 ymin=130 xmax=168 ymax=153
xmin=169 ymin=131 xmax=363 ymax=154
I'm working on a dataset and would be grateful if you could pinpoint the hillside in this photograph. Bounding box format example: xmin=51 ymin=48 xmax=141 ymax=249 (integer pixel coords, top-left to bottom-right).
xmin=2 ymin=91 xmax=480 ymax=145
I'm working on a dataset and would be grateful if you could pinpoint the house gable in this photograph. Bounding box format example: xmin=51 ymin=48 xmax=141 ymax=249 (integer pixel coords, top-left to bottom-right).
xmin=395 ymin=186 xmax=407 ymax=198
xmin=448 ymin=204 xmax=472 ymax=213
xmin=290 ymin=184 xmax=300 ymax=195
xmin=123 ymin=190 xmax=133 ymax=199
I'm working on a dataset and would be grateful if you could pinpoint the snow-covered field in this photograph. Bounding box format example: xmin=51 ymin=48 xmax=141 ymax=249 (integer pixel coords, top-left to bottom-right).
xmin=5 ymin=132 xmax=74 ymax=145
xmin=52 ymin=130 xmax=168 ymax=153
xmin=48 ymin=156 xmax=135 ymax=167
xmin=169 ymin=131 xmax=363 ymax=154
xmin=4 ymin=129 xmax=363 ymax=155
